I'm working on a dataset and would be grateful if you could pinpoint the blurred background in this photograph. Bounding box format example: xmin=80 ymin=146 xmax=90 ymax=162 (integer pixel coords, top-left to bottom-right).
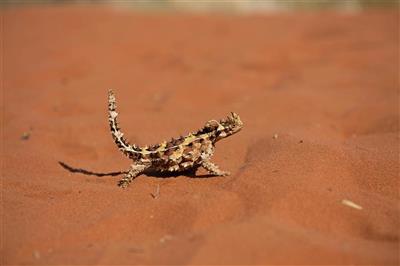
xmin=2 ymin=0 xmax=398 ymax=11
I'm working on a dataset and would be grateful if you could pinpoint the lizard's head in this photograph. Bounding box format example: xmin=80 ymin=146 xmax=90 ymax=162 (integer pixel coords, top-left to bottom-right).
xmin=203 ymin=112 xmax=243 ymax=143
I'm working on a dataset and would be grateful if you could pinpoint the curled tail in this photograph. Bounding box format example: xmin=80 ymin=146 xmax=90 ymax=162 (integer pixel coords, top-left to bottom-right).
xmin=108 ymin=89 xmax=140 ymax=159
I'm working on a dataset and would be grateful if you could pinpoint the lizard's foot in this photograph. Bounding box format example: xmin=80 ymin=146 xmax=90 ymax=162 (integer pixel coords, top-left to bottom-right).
xmin=219 ymin=171 xmax=230 ymax=176
xmin=118 ymin=179 xmax=130 ymax=188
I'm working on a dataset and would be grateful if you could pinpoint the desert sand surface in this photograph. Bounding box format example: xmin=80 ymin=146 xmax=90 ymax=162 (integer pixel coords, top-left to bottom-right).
xmin=2 ymin=5 xmax=399 ymax=265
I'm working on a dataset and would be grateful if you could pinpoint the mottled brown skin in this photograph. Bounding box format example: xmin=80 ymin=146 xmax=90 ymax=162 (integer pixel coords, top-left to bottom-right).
xmin=108 ymin=89 xmax=243 ymax=188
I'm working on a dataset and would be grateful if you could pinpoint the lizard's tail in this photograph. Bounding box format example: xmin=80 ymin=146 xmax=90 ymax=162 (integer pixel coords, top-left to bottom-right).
xmin=108 ymin=89 xmax=140 ymax=159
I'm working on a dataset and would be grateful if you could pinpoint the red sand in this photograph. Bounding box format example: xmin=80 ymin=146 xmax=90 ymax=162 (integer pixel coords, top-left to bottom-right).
xmin=2 ymin=6 xmax=399 ymax=265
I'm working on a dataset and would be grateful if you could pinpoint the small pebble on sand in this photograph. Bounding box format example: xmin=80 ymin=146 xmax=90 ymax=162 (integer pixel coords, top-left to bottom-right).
xmin=341 ymin=199 xmax=363 ymax=210
xmin=33 ymin=250 xmax=40 ymax=259
xmin=21 ymin=132 xmax=30 ymax=140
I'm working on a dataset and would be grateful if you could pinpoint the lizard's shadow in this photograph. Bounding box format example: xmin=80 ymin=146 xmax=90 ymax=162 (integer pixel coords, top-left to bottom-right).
xmin=58 ymin=161 xmax=215 ymax=179
xmin=144 ymin=168 xmax=215 ymax=179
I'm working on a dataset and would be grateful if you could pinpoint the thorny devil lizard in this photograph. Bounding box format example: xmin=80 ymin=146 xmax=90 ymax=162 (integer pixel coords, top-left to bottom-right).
xmin=108 ymin=89 xmax=243 ymax=188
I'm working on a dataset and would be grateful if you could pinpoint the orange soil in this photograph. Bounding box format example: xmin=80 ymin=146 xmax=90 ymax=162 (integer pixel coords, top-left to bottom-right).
xmin=2 ymin=6 xmax=399 ymax=265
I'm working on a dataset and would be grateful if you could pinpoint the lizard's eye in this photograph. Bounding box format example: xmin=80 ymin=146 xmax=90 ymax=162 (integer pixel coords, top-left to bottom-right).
xmin=204 ymin=120 xmax=219 ymax=131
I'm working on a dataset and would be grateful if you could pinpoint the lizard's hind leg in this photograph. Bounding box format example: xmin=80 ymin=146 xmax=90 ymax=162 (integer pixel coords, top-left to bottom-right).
xmin=118 ymin=163 xmax=147 ymax=188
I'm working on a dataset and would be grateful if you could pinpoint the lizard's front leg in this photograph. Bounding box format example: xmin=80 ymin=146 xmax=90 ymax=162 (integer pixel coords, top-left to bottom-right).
xmin=201 ymin=160 xmax=230 ymax=176
xmin=118 ymin=163 xmax=147 ymax=188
